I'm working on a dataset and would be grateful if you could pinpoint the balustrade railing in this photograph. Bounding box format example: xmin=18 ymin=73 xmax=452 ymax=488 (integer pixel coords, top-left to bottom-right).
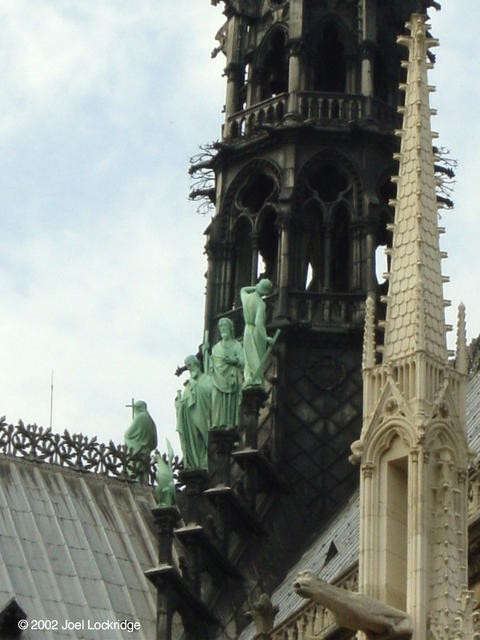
xmin=216 ymin=292 xmax=364 ymax=334
xmin=298 ymin=91 xmax=364 ymax=122
xmin=271 ymin=568 xmax=358 ymax=640
xmin=287 ymin=291 xmax=365 ymax=327
xmin=226 ymin=94 xmax=288 ymax=139
xmin=225 ymin=91 xmax=396 ymax=139
xmin=271 ymin=601 xmax=336 ymax=640
xmin=0 ymin=417 xmax=183 ymax=485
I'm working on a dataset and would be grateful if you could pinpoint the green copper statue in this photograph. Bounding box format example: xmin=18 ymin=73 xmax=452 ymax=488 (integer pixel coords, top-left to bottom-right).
xmin=124 ymin=400 xmax=158 ymax=480
xmin=155 ymin=439 xmax=176 ymax=507
xmin=241 ymin=278 xmax=275 ymax=388
xmin=175 ymin=355 xmax=212 ymax=470
xmin=210 ymin=317 xmax=244 ymax=429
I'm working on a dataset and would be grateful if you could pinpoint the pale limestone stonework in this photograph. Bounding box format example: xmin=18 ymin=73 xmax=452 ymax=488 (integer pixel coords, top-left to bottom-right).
xmin=293 ymin=13 xmax=476 ymax=640
xmin=355 ymin=14 xmax=473 ymax=640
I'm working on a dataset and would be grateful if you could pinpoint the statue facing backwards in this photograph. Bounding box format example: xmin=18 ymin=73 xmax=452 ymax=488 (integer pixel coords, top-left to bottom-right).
xmin=241 ymin=278 xmax=275 ymax=388
xmin=124 ymin=400 xmax=158 ymax=480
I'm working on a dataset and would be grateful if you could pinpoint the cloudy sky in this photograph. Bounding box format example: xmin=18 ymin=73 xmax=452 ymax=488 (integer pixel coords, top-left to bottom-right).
xmin=0 ymin=1 xmax=478 ymax=453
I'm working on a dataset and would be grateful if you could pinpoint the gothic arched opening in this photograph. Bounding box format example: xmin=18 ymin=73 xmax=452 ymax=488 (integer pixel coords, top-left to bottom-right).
xmin=257 ymin=207 xmax=279 ymax=283
xmin=374 ymin=52 xmax=389 ymax=102
xmin=330 ymin=204 xmax=350 ymax=291
xmin=232 ymin=217 xmax=253 ymax=306
xmin=303 ymin=199 xmax=324 ymax=291
xmin=308 ymin=164 xmax=348 ymax=202
xmin=238 ymin=173 xmax=276 ymax=213
xmin=259 ymin=29 xmax=289 ymax=100
xmin=313 ymin=23 xmax=346 ymax=93
xmin=376 ymin=177 xmax=395 ymax=294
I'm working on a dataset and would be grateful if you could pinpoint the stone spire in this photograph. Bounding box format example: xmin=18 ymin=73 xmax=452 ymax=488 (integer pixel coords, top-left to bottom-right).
xmin=355 ymin=15 xmax=472 ymax=640
xmin=382 ymin=14 xmax=448 ymax=364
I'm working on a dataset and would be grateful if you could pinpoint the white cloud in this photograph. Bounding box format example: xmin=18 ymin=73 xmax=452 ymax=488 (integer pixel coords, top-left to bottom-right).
xmin=0 ymin=1 xmax=479 ymax=460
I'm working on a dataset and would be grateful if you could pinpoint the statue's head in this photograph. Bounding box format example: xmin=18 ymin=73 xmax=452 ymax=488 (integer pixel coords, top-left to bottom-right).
xmin=184 ymin=355 xmax=201 ymax=377
xmin=218 ymin=317 xmax=234 ymax=339
xmin=134 ymin=400 xmax=147 ymax=414
xmin=256 ymin=278 xmax=273 ymax=296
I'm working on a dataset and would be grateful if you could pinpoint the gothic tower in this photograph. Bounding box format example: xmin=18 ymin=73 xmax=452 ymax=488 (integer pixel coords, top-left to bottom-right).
xmin=187 ymin=0 xmax=444 ymax=633
xmin=199 ymin=0 xmax=434 ymax=523
xmin=353 ymin=14 xmax=471 ymax=640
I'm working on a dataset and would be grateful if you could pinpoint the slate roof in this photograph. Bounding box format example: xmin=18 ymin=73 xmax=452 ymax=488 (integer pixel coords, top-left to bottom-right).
xmin=467 ymin=372 xmax=480 ymax=461
xmin=0 ymin=456 xmax=157 ymax=639
xmin=239 ymin=372 xmax=480 ymax=639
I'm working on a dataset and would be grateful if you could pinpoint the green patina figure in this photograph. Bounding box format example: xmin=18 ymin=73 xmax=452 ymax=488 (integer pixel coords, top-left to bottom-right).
xmin=124 ymin=400 xmax=158 ymax=480
xmin=241 ymin=278 xmax=274 ymax=388
xmin=210 ymin=317 xmax=244 ymax=429
xmin=155 ymin=439 xmax=176 ymax=507
xmin=175 ymin=355 xmax=212 ymax=470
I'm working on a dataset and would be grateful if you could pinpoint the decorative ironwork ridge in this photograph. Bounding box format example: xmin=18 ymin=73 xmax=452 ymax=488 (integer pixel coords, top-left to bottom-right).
xmin=0 ymin=417 xmax=183 ymax=485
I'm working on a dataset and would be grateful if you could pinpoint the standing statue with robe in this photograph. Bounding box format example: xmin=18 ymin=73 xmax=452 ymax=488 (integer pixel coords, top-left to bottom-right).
xmin=210 ymin=317 xmax=244 ymax=429
xmin=124 ymin=400 xmax=158 ymax=480
xmin=241 ymin=278 xmax=274 ymax=388
xmin=175 ymin=355 xmax=212 ymax=470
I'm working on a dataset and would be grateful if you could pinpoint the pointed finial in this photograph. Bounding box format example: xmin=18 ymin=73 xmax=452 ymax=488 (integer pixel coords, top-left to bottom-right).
xmin=456 ymin=303 xmax=468 ymax=374
xmin=363 ymin=296 xmax=376 ymax=370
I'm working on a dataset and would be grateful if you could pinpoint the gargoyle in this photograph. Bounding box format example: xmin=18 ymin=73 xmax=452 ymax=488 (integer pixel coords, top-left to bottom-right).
xmin=246 ymin=593 xmax=279 ymax=634
xmin=294 ymin=571 xmax=412 ymax=638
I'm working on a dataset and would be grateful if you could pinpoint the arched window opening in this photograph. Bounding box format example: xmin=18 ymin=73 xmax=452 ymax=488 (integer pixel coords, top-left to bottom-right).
xmin=238 ymin=173 xmax=276 ymax=213
xmin=330 ymin=204 xmax=349 ymax=291
xmin=375 ymin=244 xmax=388 ymax=285
xmin=383 ymin=449 xmax=408 ymax=610
xmin=258 ymin=208 xmax=278 ymax=283
xmin=308 ymin=164 xmax=348 ymax=202
xmin=314 ymin=24 xmax=346 ymax=93
xmin=260 ymin=30 xmax=289 ymax=100
xmin=305 ymin=263 xmax=314 ymax=290
xmin=233 ymin=218 xmax=253 ymax=306
xmin=377 ymin=178 xmax=395 ymax=280
xmin=303 ymin=200 xmax=324 ymax=291
xmin=374 ymin=52 xmax=389 ymax=102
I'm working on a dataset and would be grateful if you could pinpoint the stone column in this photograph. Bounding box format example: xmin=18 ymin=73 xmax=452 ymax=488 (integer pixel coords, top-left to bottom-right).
xmin=275 ymin=206 xmax=291 ymax=322
xmin=204 ymin=239 xmax=221 ymax=337
xmin=250 ymin=231 xmax=259 ymax=284
xmin=152 ymin=506 xmax=180 ymax=640
xmin=240 ymin=387 xmax=268 ymax=509
xmin=225 ymin=62 xmax=244 ymax=119
xmin=324 ymin=224 xmax=332 ymax=290
xmin=221 ymin=242 xmax=234 ymax=311
xmin=224 ymin=13 xmax=246 ymax=120
xmin=360 ymin=41 xmax=375 ymax=119
xmin=365 ymin=223 xmax=376 ymax=294
xmin=153 ymin=506 xmax=180 ymax=565
xmin=210 ymin=428 xmax=237 ymax=487
xmin=178 ymin=469 xmax=209 ymax=525
xmin=350 ymin=222 xmax=363 ymax=291
xmin=287 ymin=39 xmax=302 ymax=117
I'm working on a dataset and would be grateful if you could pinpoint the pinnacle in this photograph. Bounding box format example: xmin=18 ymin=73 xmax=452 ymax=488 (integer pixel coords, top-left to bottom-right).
xmin=382 ymin=14 xmax=448 ymax=364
